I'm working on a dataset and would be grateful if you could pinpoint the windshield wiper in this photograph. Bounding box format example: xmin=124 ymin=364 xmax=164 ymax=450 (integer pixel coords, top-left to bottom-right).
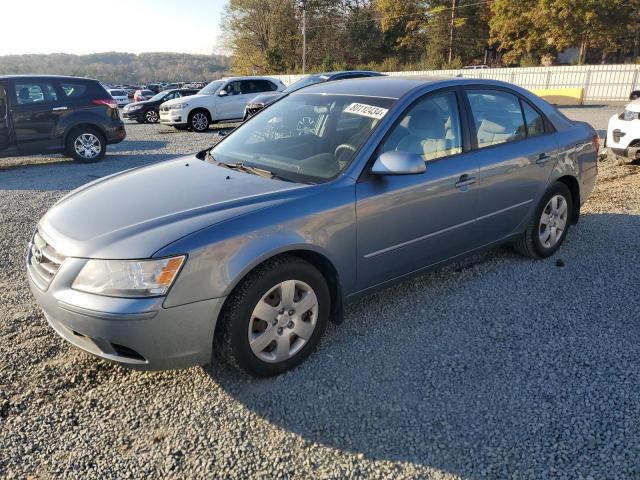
xmin=206 ymin=151 xmax=275 ymax=180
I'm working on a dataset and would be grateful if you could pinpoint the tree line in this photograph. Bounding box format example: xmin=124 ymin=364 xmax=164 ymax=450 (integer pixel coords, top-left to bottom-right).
xmin=0 ymin=52 xmax=232 ymax=84
xmin=222 ymin=0 xmax=640 ymax=75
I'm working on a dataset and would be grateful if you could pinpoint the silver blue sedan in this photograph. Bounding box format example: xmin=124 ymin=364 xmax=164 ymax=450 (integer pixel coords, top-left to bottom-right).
xmin=27 ymin=77 xmax=598 ymax=376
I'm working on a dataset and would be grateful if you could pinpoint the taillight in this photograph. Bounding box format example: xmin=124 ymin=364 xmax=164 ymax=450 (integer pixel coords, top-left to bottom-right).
xmin=93 ymin=98 xmax=118 ymax=109
xmin=593 ymin=133 xmax=600 ymax=152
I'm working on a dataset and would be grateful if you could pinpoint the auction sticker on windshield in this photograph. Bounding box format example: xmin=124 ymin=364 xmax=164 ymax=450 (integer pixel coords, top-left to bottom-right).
xmin=344 ymin=103 xmax=388 ymax=119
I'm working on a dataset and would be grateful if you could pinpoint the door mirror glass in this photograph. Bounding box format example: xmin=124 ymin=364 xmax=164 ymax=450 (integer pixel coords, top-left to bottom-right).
xmin=218 ymin=89 xmax=228 ymax=97
xmin=371 ymin=151 xmax=426 ymax=175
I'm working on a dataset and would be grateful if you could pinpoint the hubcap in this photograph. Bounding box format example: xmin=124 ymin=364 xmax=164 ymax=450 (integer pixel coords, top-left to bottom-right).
xmin=539 ymin=194 xmax=568 ymax=248
xmin=74 ymin=133 xmax=101 ymax=159
xmin=146 ymin=110 xmax=158 ymax=122
xmin=248 ymin=280 xmax=318 ymax=363
xmin=191 ymin=113 xmax=208 ymax=131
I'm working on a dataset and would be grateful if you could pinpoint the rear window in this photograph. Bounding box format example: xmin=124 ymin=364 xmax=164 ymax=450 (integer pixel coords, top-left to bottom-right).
xmin=110 ymin=90 xmax=126 ymax=96
xmin=60 ymin=83 xmax=88 ymax=98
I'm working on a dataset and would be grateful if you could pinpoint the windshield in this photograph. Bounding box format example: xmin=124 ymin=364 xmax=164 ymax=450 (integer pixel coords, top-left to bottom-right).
xmin=199 ymin=80 xmax=224 ymax=95
xmin=210 ymin=93 xmax=395 ymax=183
xmin=149 ymin=91 xmax=168 ymax=102
xmin=282 ymin=74 xmax=327 ymax=94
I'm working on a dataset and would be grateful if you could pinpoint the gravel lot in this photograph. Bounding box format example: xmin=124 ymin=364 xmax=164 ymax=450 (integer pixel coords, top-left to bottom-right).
xmin=2 ymin=107 xmax=640 ymax=479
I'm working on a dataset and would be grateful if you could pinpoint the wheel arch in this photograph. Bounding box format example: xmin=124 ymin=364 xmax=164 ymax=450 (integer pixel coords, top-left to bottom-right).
xmin=555 ymin=175 xmax=580 ymax=224
xmin=220 ymin=247 xmax=344 ymax=326
xmin=63 ymin=122 xmax=107 ymax=146
xmin=188 ymin=107 xmax=212 ymax=122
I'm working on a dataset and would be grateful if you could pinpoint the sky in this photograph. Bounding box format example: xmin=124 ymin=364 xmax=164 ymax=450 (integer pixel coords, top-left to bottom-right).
xmin=0 ymin=0 xmax=228 ymax=56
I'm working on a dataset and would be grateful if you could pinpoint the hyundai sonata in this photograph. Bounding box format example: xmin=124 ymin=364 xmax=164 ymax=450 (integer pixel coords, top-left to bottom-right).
xmin=27 ymin=77 xmax=598 ymax=377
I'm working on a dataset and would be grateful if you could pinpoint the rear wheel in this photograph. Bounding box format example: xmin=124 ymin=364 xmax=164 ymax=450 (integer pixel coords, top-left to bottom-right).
xmin=514 ymin=182 xmax=573 ymax=258
xmin=144 ymin=109 xmax=159 ymax=123
xmin=65 ymin=128 xmax=106 ymax=163
xmin=215 ymin=256 xmax=330 ymax=377
xmin=189 ymin=110 xmax=210 ymax=132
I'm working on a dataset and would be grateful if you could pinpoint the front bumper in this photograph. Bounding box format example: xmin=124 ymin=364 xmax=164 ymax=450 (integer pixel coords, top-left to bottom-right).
xmin=122 ymin=109 xmax=144 ymax=121
xmin=606 ymin=113 xmax=640 ymax=159
xmin=27 ymin=240 xmax=225 ymax=371
xmin=160 ymin=109 xmax=186 ymax=125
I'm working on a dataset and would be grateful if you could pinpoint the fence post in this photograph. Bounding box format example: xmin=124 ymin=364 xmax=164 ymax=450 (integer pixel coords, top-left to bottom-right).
xmin=545 ymin=71 xmax=551 ymax=88
xmin=510 ymin=71 xmax=515 ymax=85
xmin=633 ymin=69 xmax=639 ymax=91
xmin=584 ymin=70 xmax=592 ymax=103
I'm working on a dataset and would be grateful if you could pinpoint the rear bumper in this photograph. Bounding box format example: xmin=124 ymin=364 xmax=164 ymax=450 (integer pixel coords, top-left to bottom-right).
xmin=105 ymin=121 xmax=126 ymax=145
xmin=27 ymin=252 xmax=225 ymax=371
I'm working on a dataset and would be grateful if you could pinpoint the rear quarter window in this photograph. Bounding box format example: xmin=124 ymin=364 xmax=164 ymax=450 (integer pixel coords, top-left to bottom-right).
xmin=60 ymin=83 xmax=88 ymax=99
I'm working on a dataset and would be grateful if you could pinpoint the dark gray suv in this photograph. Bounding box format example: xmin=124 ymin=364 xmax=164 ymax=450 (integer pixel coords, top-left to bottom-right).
xmin=0 ymin=75 xmax=126 ymax=162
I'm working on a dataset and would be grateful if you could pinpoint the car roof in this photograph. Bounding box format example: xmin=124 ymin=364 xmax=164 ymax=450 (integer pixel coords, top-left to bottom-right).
xmin=293 ymin=75 xmax=454 ymax=99
xmin=219 ymin=76 xmax=280 ymax=82
xmin=0 ymin=74 xmax=97 ymax=82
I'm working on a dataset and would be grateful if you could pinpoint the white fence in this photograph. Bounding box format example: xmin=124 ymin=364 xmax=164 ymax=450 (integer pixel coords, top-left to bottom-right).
xmin=272 ymin=64 xmax=640 ymax=102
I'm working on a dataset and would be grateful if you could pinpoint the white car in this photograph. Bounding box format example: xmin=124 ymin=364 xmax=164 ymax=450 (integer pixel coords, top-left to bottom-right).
xmin=605 ymin=100 xmax=640 ymax=161
xmin=107 ymin=89 xmax=130 ymax=108
xmin=159 ymin=76 xmax=285 ymax=132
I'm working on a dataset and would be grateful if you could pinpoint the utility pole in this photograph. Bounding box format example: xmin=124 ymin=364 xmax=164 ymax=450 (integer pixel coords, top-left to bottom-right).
xmin=302 ymin=4 xmax=307 ymax=74
xmin=448 ymin=0 xmax=456 ymax=64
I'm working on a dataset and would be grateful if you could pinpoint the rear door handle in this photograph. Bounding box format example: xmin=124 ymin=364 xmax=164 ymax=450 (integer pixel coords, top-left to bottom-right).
xmin=536 ymin=152 xmax=552 ymax=164
xmin=455 ymin=174 xmax=477 ymax=189
xmin=52 ymin=106 xmax=68 ymax=111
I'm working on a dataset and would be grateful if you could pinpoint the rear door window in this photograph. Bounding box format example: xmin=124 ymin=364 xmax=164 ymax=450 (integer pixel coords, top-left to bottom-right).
xmin=14 ymin=81 xmax=58 ymax=105
xmin=466 ymin=90 xmax=526 ymax=147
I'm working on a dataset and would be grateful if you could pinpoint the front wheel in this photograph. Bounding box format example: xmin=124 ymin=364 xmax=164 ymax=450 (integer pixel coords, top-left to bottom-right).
xmin=189 ymin=111 xmax=210 ymax=132
xmin=144 ymin=109 xmax=159 ymax=123
xmin=65 ymin=128 xmax=106 ymax=163
xmin=215 ymin=256 xmax=330 ymax=377
xmin=514 ymin=182 xmax=573 ymax=258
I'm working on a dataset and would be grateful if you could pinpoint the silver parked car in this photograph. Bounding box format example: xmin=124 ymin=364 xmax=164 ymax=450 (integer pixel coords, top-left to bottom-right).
xmin=27 ymin=77 xmax=598 ymax=377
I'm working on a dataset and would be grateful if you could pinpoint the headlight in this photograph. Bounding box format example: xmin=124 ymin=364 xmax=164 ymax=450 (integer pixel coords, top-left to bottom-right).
xmin=623 ymin=109 xmax=640 ymax=121
xmin=169 ymin=103 xmax=189 ymax=110
xmin=128 ymin=104 xmax=143 ymax=110
xmin=72 ymin=256 xmax=186 ymax=297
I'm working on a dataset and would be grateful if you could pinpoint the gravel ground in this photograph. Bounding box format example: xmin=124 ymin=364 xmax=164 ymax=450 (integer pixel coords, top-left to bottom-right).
xmin=1 ymin=107 xmax=640 ymax=479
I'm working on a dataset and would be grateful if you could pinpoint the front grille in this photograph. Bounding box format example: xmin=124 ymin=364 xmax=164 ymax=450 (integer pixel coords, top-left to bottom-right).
xmin=28 ymin=231 xmax=66 ymax=289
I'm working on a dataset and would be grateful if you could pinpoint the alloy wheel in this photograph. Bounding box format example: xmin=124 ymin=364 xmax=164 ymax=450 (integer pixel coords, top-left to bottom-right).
xmin=248 ymin=280 xmax=318 ymax=363
xmin=145 ymin=110 xmax=159 ymax=123
xmin=73 ymin=133 xmax=102 ymax=159
xmin=538 ymin=194 xmax=568 ymax=248
xmin=191 ymin=113 xmax=208 ymax=131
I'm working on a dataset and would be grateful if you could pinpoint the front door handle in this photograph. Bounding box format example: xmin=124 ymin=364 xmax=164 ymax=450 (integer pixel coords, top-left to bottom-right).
xmin=455 ymin=174 xmax=477 ymax=189
xmin=52 ymin=106 xmax=68 ymax=111
xmin=536 ymin=152 xmax=552 ymax=164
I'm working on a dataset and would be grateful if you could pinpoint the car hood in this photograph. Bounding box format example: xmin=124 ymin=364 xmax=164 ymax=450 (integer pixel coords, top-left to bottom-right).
xmin=39 ymin=155 xmax=306 ymax=259
xmin=248 ymin=92 xmax=285 ymax=106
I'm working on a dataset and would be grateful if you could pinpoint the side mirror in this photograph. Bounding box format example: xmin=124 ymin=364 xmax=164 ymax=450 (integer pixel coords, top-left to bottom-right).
xmin=218 ymin=89 xmax=228 ymax=97
xmin=371 ymin=151 xmax=426 ymax=176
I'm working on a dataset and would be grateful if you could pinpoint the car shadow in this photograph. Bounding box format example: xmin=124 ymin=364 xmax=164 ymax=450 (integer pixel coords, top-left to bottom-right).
xmin=203 ymin=212 xmax=640 ymax=478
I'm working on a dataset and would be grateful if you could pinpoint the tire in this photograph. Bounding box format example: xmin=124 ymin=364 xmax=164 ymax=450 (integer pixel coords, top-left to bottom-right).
xmin=188 ymin=110 xmax=210 ymax=132
xmin=65 ymin=127 xmax=106 ymax=163
xmin=514 ymin=182 xmax=573 ymax=259
xmin=144 ymin=109 xmax=159 ymax=124
xmin=215 ymin=255 xmax=330 ymax=377
xmin=631 ymin=93 xmax=640 ymax=101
